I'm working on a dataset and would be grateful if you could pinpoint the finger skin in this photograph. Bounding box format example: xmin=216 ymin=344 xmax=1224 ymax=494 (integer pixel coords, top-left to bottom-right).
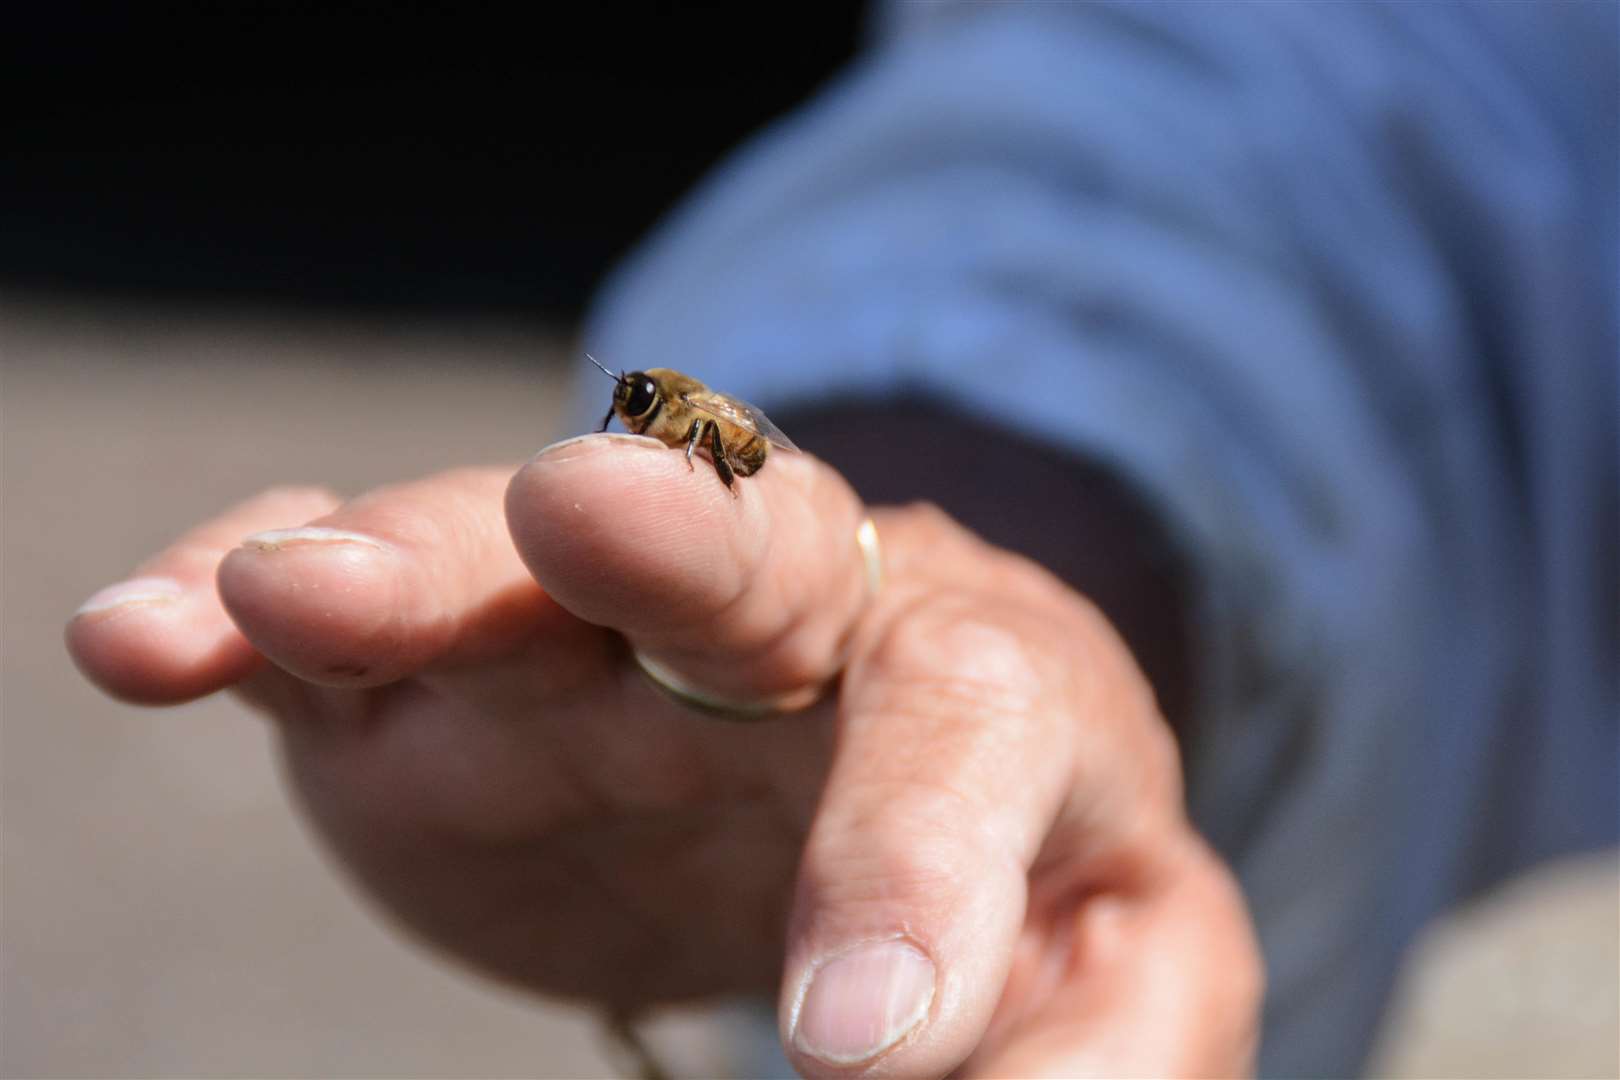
xmin=215 ymin=467 xmax=563 ymax=688
xmin=506 ymin=433 xmax=870 ymax=703
xmin=777 ymin=506 xmax=1206 ymax=1078
xmin=776 ymin=510 xmax=1076 ymax=1077
xmin=962 ymin=836 xmax=1263 ymax=1078
xmin=66 ymin=485 xmax=341 ymax=704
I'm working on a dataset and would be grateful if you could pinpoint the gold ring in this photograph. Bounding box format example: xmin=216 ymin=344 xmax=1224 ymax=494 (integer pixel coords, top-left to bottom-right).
xmin=631 ymin=514 xmax=884 ymax=721
xmin=856 ymin=514 xmax=884 ymax=597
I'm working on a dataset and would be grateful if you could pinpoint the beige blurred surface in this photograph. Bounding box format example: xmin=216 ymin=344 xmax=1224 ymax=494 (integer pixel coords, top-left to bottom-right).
xmin=1 ymin=295 xmax=627 ymax=1078
xmin=1367 ymin=849 xmax=1619 ymax=1080
xmin=2 ymin=296 xmax=1616 ymax=1079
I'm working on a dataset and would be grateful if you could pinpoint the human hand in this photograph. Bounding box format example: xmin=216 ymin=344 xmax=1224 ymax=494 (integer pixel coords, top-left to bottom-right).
xmin=67 ymin=435 xmax=1260 ymax=1077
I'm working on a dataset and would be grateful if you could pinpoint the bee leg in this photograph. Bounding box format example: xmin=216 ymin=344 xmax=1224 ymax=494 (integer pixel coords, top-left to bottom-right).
xmin=708 ymin=421 xmax=737 ymax=493
xmin=684 ymin=419 xmax=704 ymax=471
xmin=597 ymin=407 xmax=615 ymax=433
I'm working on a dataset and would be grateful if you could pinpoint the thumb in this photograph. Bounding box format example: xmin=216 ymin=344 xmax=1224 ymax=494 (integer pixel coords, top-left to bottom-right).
xmin=779 ymin=509 xmax=1116 ymax=1078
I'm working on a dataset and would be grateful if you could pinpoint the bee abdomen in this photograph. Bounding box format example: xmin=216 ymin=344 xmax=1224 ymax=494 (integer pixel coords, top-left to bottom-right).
xmin=732 ymin=434 xmax=768 ymax=476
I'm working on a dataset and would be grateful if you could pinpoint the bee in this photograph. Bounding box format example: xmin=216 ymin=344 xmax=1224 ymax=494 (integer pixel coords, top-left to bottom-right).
xmin=588 ymin=355 xmax=797 ymax=491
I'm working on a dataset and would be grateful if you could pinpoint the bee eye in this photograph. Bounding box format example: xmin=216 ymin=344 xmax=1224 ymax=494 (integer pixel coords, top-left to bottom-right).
xmin=624 ymin=375 xmax=657 ymax=417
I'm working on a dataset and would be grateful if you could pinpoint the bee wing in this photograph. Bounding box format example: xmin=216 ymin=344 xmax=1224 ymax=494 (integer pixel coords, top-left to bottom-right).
xmin=683 ymin=393 xmax=800 ymax=453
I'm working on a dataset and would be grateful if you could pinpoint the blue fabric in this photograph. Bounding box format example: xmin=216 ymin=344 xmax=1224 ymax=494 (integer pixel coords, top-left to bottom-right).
xmin=581 ymin=3 xmax=1618 ymax=1075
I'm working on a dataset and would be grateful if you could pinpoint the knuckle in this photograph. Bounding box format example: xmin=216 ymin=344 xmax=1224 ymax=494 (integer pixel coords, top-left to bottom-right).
xmin=807 ymin=781 xmax=1018 ymax=908
xmin=866 ymin=599 xmax=1045 ymax=718
xmin=895 ymin=499 xmax=953 ymax=529
xmin=889 ymin=500 xmax=976 ymax=553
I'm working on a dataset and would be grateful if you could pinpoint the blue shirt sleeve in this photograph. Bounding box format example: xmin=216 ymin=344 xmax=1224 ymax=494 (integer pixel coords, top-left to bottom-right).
xmin=581 ymin=4 xmax=1617 ymax=1074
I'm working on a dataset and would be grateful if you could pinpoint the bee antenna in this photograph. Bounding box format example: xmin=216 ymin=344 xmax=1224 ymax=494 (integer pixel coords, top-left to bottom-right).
xmin=584 ymin=353 xmax=620 ymax=380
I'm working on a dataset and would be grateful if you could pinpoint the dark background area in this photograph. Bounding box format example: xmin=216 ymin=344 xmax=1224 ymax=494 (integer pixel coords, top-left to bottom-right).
xmin=2 ymin=5 xmax=865 ymax=320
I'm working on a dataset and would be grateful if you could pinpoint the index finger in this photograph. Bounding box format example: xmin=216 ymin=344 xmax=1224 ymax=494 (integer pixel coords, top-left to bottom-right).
xmin=505 ymin=432 xmax=872 ymax=707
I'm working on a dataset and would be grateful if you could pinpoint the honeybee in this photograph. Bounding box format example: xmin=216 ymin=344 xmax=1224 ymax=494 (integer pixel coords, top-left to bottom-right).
xmin=589 ymin=355 xmax=798 ymax=490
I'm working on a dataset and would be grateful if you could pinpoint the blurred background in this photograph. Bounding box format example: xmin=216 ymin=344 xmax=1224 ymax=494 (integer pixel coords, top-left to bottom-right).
xmin=1 ymin=5 xmax=1614 ymax=1078
xmin=1 ymin=5 xmax=863 ymax=318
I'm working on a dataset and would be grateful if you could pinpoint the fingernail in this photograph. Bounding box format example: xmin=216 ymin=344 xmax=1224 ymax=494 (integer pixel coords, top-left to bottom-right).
xmin=792 ymin=940 xmax=936 ymax=1066
xmin=529 ymin=432 xmax=664 ymax=464
xmin=75 ymin=576 xmax=184 ymax=616
xmin=239 ymin=527 xmax=389 ymax=552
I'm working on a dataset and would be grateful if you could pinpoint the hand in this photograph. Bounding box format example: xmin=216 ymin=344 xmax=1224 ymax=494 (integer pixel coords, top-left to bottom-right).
xmin=67 ymin=434 xmax=1261 ymax=1077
